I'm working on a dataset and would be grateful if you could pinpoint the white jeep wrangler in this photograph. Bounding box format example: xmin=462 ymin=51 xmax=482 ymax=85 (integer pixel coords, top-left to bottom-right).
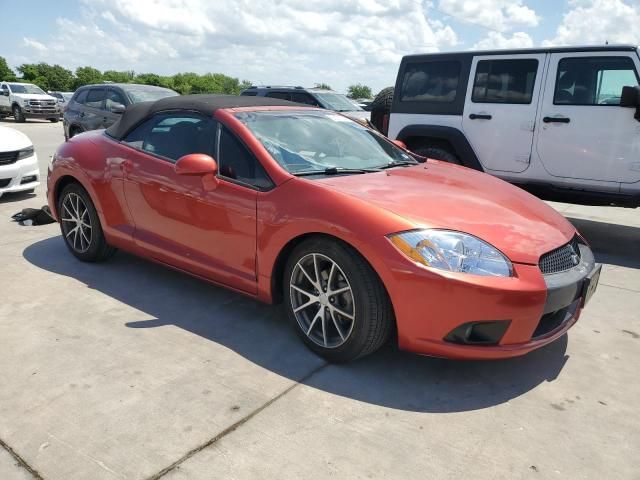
xmin=0 ymin=82 xmax=60 ymax=123
xmin=373 ymin=45 xmax=640 ymax=207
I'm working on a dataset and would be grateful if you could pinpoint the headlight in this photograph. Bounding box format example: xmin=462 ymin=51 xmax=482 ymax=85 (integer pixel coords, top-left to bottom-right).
xmin=388 ymin=229 xmax=513 ymax=277
xmin=23 ymin=99 xmax=30 ymax=106
xmin=17 ymin=146 xmax=34 ymax=160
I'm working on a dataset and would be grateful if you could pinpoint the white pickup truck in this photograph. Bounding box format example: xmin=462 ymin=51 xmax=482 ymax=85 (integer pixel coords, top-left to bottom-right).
xmin=0 ymin=81 xmax=60 ymax=123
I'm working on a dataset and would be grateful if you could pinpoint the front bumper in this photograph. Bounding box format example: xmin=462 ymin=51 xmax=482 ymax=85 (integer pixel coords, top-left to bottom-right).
xmin=386 ymin=242 xmax=599 ymax=359
xmin=0 ymin=153 xmax=40 ymax=197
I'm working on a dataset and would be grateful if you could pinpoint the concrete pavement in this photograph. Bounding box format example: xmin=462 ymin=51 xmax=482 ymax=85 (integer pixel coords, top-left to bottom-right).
xmin=0 ymin=120 xmax=638 ymax=479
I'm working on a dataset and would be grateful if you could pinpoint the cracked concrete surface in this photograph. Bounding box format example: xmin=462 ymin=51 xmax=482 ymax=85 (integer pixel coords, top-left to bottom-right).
xmin=0 ymin=120 xmax=638 ymax=479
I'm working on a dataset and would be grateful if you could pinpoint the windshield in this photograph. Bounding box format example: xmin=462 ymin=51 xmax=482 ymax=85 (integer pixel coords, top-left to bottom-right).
xmin=8 ymin=83 xmax=46 ymax=95
xmin=126 ymin=88 xmax=179 ymax=103
xmin=313 ymin=92 xmax=363 ymax=112
xmin=235 ymin=110 xmax=415 ymax=174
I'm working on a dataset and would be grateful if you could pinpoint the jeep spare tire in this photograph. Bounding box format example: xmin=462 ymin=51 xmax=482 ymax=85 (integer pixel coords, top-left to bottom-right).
xmin=370 ymin=87 xmax=394 ymax=135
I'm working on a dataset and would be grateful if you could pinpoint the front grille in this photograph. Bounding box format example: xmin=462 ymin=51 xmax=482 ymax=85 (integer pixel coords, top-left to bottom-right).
xmin=539 ymin=237 xmax=581 ymax=275
xmin=0 ymin=150 xmax=19 ymax=165
xmin=0 ymin=178 xmax=12 ymax=188
xmin=29 ymin=99 xmax=56 ymax=106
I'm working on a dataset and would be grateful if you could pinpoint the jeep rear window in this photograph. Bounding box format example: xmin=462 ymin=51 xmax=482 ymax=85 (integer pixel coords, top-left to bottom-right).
xmin=472 ymin=59 xmax=538 ymax=104
xmin=399 ymin=61 xmax=461 ymax=103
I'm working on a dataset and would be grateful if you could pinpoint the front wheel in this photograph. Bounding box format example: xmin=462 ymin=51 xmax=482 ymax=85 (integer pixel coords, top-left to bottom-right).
xmin=49 ymin=118 xmax=59 ymax=123
xmin=57 ymin=183 xmax=116 ymax=262
xmin=284 ymin=238 xmax=394 ymax=362
xmin=12 ymin=105 xmax=25 ymax=123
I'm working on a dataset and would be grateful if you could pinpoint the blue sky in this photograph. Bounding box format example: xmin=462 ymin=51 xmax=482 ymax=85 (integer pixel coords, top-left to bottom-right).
xmin=1 ymin=1 xmax=638 ymax=93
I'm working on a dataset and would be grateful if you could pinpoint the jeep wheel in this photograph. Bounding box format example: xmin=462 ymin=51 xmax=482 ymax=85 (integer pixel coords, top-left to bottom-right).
xmin=12 ymin=105 xmax=26 ymax=123
xmin=412 ymin=146 xmax=461 ymax=165
xmin=370 ymin=87 xmax=394 ymax=135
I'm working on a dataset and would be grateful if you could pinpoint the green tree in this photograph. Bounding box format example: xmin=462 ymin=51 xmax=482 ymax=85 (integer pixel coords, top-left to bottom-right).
xmin=0 ymin=56 xmax=17 ymax=81
xmin=347 ymin=83 xmax=372 ymax=99
xmin=314 ymin=83 xmax=332 ymax=90
xmin=103 ymin=70 xmax=135 ymax=83
xmin=74 ymin=66 xmax=103 ymax=89
xmin=16 ymin=62 xmax=74 ymax=90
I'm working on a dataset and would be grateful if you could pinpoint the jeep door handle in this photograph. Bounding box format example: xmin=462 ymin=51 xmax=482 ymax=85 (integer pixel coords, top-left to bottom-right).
xmin=543 ymin=116 xmax=570 ymax=123
xmin=469 ymin=113 xmax=492 ymax=120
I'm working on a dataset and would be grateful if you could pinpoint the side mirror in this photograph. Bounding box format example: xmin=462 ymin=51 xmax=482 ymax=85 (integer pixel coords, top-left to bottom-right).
xmin=620 ymin=86 xmax=640 ymax=108
xmin=392 ymin=139 xmax=407 ymax=149
xmin=1 ymin=90 xmax=8 ymax=97
xmin=175 ymin=153 xmax=218 ymax=176
xmin=110 ymin=103 xmax=126 ymax=114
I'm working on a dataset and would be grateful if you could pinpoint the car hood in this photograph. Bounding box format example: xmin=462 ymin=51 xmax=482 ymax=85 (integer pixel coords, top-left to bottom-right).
xmin=11 ymin=93 xmax=56 ymax=101
xmin=340 ymin=110 xmax=371 ymax=122
xmin=0 ymin=126 xmax=32 ymax=151
xmin=316 ymin=161 xmax=576 ymax=265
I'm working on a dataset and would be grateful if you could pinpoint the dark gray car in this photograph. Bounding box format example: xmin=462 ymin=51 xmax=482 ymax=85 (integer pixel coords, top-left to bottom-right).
xmin=63 ymin=83 xmax=179 ymax=140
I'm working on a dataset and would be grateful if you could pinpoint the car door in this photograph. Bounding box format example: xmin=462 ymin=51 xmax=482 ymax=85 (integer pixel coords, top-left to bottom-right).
xmin=120 ymin=112 xmax=265 ymax=294
xmin=462 ymin=54 xmax=544 ymax=173
xmin=536 ymin=52 xmax=640 ymax=184
xmin=0 ymin=83 xmax=11 ymax=112
xmin=82 ymin=88 xmax=107 ymax=131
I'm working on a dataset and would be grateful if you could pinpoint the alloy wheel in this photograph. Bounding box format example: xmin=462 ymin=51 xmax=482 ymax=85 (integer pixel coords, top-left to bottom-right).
xmin=289 ymin=253 xmax=355 ymax=348
xmin=60 ymin=192 xmax=93 ymax=253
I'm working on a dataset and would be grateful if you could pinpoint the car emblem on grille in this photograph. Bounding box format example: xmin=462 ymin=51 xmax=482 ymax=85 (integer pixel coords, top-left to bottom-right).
xmin=568 ymin=245 xmax=580 ymax=265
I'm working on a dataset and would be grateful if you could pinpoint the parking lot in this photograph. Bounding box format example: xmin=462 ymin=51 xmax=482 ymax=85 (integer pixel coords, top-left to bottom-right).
xmin=1 ymin=119 xmax=639 ymax=479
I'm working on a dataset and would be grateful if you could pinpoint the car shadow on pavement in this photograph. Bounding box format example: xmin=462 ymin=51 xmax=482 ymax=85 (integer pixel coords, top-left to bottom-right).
xmin=567 ymin=217 xmax=640 ymax=269
xmin=24 ymin=236 xmax=569 ymax=413
xmin=0 ymin=191 xmax=37 ymax=204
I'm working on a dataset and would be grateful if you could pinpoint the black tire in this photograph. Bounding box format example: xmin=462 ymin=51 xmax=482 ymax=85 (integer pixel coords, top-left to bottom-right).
xmin=412 ymin=146 xmax=461 ymax=165
xmin=49 ymin=118 xmax=59 ymax=123
xmin=57 ymin=183 xmax=116 ymax=262
xmin=370 ymin=86 xmax=394 ymax=135
xmin=12 ymin=105 xmax=26 ymax=123
xmin=68 ymin=126 xmax=81 ymax=138
xmin=283 ymin=237 xmax=394 ymax=362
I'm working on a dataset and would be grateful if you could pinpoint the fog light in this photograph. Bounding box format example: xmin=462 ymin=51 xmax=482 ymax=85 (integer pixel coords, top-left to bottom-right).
xmin=444 ymin=320 xmax=511 ymax=345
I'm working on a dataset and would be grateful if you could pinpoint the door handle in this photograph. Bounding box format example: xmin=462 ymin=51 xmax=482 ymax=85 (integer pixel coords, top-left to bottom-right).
xmin=469 ymin=113 xmax=492 ymax=120
xmin=543 ymin=116 xmax=570 ymax=123
xmin=79 ymin=112 xmax=85 ymax=118
xmin=121 ymin=160 xmax=133 ymax=174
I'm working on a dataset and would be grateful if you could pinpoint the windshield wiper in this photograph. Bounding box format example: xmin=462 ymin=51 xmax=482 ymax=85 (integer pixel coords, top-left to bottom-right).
xmin=378 ymin=160 xmax=419 ymax=169
xmin=292 ymin=166 xmax=382 ymax=177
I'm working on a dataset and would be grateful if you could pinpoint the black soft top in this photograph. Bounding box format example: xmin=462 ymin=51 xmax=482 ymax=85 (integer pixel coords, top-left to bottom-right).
xmin=105 ymin=94 xmax=304 ymax=140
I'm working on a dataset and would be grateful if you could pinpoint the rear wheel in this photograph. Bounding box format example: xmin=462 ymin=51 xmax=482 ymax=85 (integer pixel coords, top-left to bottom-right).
xmin=57 ymin=183 xmax=116 ymax=262
xmin=284 ymin=238 xmax=393 ymax=362
xmin=412 ymin=146 xmax=461 ymax=165
xmin=12 ymin=105 xmax=25 ymax=123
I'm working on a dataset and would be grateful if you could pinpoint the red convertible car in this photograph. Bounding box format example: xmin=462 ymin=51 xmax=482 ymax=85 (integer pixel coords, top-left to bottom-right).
xmin=47 ymin=95 xmax=600 ymax=362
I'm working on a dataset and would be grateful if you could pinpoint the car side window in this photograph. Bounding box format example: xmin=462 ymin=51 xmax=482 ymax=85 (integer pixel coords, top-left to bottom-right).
xmin=85 ymin=88 xmax=106 ymax=109
xmin=123 ymin=113 xmax=216 ymax=163
xmin=399 ymin=61 xmax=461 ymax=103
xmin=266 ymin=92 xmax=292 ymax=101
xmin=472 ymin=59 xmax=538 ymax=104
xmin=105 ymin=90 xmax=127 ymax=111
xmin=554 ymin=56 xmax=639 ymax=106
xmin=217 ymin=126 xmax=273 ymax=190
xmin=291 ymin=92 xmax=320 ymax=106
xmin=74 ymin=90 xmax=88 ymax=104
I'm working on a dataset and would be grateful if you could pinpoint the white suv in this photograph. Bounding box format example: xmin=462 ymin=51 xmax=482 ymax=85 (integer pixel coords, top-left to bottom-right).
xmin=376 ymin=45 xmax=640 ymax=207
xmin=0 ymin=82 xmax=60 ymax=123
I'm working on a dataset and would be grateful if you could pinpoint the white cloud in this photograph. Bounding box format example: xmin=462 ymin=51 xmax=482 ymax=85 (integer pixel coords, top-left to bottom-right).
xmin=544 ymin=0 xmax=640 ymax=46
xmin=22 ymin=37 xmax=47 ymax=52
xmin=437 ymin=0 xmax=539 ymax=32
xmin=473 ymin=31 xmax=534 ymax=50
xmin=17 ymin=0 xmax=461 ymax=93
